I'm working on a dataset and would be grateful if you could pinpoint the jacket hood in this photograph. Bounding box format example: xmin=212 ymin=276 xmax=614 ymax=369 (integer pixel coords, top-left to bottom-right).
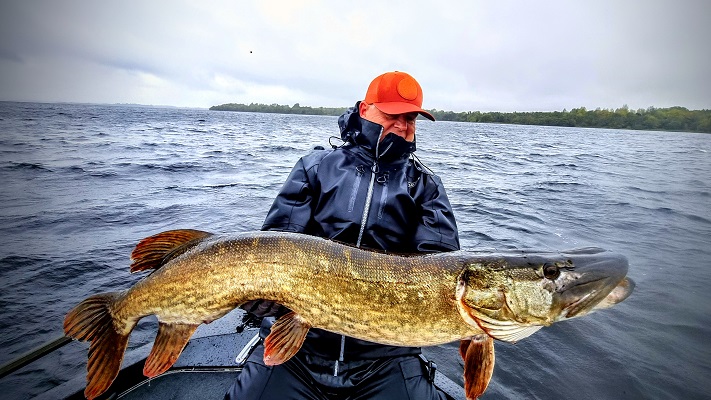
xmin=338 ymin=102 xmax=416 ymax=161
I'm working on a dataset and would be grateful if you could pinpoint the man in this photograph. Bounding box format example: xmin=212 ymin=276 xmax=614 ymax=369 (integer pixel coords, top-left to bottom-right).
xmin=226 ymin=71 xmax=460 ymax=399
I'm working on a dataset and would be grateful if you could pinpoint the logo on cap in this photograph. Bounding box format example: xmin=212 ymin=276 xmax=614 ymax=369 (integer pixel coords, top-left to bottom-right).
xmin=397 ymin=77 xmax=418 ymax=101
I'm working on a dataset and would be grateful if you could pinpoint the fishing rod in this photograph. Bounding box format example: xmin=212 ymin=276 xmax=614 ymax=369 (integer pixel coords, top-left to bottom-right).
xmin=0 ymin=311 xmax=262 ymax=379
xmin=0 ymin=335 xmax=72 ymax=379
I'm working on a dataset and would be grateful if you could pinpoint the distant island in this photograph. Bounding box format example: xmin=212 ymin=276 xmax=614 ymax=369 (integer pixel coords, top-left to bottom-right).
xmin=211 ymin=103 xmax=346 ymax=116
xmin=210 ymin=103 xmax=711 ymax=133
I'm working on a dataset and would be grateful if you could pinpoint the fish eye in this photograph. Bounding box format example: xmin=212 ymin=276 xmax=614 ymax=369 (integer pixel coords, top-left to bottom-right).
xmin=543 ymin=263 xmax=561 ymax=280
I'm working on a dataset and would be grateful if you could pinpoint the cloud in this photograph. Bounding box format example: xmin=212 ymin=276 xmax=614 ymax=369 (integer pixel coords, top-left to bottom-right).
xmin=1 ymin=0 xmax=709 ymax=111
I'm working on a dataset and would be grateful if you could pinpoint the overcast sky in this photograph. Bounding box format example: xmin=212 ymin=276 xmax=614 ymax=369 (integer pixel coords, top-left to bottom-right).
xmin=1 ymin=0 xmax=709 ymax=112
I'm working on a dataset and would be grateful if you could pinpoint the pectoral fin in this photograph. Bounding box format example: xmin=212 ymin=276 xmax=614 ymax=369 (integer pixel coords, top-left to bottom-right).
xmin=263 ymin=311 xmax=312 ymax=365
xmin=143 ymin=322 xmax=199 ymax=378
xmin=460 ymin=334 xmax=495 ymax=400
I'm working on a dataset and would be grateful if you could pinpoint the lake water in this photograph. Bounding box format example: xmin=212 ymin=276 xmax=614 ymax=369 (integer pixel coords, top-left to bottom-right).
xmin=0 ymin=102 xmax=709 ymax=399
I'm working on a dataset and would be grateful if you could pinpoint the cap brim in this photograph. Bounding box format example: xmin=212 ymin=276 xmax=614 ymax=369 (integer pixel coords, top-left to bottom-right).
xmin=374 ymin=102 xmax=435 ymax=121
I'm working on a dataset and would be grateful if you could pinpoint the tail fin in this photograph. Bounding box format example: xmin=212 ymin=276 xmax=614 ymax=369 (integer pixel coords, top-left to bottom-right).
xmin=130 ymin=229 xmax=213 ymax=272
xmin=64 ymin=292 xmax=130 ymax=400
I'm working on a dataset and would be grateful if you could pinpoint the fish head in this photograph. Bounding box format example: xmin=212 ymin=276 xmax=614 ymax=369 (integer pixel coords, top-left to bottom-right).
xmin=456 ymin=247 xmax=634 ymax=343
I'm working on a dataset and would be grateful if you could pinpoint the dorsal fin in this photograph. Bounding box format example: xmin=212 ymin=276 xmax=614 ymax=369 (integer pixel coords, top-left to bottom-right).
xmin=263 ymin=311 xmax=312 ymax=366
xmin=130 ymin=229 xmax=213 ymax=273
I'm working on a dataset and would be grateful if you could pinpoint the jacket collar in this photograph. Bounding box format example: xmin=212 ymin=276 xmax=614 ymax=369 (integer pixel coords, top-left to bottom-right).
xmin=338 ymin=102 xmax=416 ymax=161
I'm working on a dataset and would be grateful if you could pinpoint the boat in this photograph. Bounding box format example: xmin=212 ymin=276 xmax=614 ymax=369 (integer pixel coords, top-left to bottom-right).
xmin=2 ymin=309 xmax=466 ymax=400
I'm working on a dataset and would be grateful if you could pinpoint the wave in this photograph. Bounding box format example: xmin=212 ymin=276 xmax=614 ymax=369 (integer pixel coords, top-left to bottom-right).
xmin=1 ymin=102 xmax=710 ymax=400
xmin=2 ymin=161 xmax=53 ymax=172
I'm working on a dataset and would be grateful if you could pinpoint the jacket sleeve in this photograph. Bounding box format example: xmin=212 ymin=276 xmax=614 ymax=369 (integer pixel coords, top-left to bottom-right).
xmin=261 ymin=157 xmax=315 ymax=233
xmin=413 ymin=174 xmax=460 ymax=253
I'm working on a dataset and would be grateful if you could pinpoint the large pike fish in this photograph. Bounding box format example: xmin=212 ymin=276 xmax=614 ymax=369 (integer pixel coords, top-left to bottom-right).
xmin=64 ymin=230 xmax=634 ymax=399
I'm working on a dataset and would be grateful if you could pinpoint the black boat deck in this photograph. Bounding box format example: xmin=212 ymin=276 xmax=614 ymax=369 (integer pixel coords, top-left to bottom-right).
xmin=31 ymin=310 xmax=465 ymax=400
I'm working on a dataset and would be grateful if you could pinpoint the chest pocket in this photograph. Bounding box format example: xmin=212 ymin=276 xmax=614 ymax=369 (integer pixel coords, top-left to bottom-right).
xmin=347 ymin=165 xmax=366 ymax=213
xmin=376 ymin=172 xmax=390 ymax=219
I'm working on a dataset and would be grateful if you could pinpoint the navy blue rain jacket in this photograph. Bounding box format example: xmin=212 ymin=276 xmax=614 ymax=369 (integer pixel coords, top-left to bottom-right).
xmin=261 ymin=102 xmax=460 ymax=359
xmin=263 ymin=103 xmax=459 ymax=253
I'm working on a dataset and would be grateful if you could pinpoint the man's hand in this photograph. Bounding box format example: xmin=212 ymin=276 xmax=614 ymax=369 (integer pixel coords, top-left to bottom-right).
xmin=240 ymin=300 xmax=287 ymax=318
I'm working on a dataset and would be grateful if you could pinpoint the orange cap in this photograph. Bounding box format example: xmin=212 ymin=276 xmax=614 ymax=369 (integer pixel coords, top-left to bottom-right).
xmin=364 ymin=71 xmax=435 ymax=121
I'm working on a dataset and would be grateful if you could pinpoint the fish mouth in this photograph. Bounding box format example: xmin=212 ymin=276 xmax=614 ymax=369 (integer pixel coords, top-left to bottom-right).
xmin=555 ymin=250 xmax=631 ymax=319
xmin=591 ymin=277 xmax=635 ymax=311
xmin=563 ymin=280 xmax=611 ymax=318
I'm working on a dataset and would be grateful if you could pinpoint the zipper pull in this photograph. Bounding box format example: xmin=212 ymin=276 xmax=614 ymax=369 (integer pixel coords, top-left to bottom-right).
xmin=376 ymin=172 xmax=389 ymax=184
xmin=333 ymin=335 xmax=346 ymax=376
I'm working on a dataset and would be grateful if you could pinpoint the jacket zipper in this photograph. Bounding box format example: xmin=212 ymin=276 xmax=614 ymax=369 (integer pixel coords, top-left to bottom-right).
xmin=339 ymin=128 xmax=391 ymax=375
xmin=355 ymin=164 xmax=377 ymax=249
xmin=356 ymin=128 xmax=392 ymax=248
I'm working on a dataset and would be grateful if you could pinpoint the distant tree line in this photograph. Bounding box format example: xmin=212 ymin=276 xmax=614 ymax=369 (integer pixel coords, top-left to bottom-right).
xmin=429 ymin=106 xmax=711 ymax=133
xmin=210 ymin=102 xmax=346 ymax=116
xmin=210 ymin=103 xmax=711 ymax=133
